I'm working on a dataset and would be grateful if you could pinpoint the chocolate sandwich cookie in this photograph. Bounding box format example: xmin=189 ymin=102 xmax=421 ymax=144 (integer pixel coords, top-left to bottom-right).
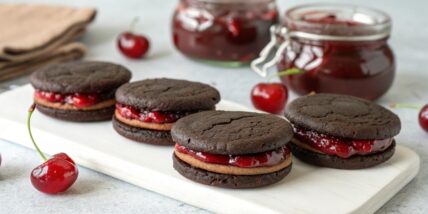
xmin=30 ymin=61 xmax=132 ymax=122
xmin=285 ymin=93 xmax=401 ymax=169
xmin=171 ymin=111 xmax=293 ymax=188
xmin=113 ymin=78 xmax=220 ymax=145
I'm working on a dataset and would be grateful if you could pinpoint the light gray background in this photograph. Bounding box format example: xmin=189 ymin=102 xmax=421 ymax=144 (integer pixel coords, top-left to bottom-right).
xmin=0 ymin=0 xmax=427 ymax=213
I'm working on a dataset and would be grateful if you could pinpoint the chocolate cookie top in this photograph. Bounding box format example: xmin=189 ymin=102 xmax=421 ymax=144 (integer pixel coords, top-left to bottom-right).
xmin=285 ymin=93 xmax=401 ymax=140
xmin=115 ymin=78 xmax=220 ymax=111
xmin=31 ymin=61 xmax=132 ymax=93
xmin=172 ymin=111 xmax=293 ymax=155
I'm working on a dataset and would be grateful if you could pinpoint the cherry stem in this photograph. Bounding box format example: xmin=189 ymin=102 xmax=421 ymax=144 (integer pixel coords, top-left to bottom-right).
xmin=267 ymin=68 xmax=303 ymax=82
xmin=28 ymin=103 xmax=47 ymax=161
xmin=389 ymin=103 xmax=422 ymax=109
xmin=129 ymin=17 xmax=140 ymax=33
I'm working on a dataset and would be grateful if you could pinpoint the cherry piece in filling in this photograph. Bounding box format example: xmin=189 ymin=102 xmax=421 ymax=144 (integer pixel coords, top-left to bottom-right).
xmin=35 ymin=90 xmax=99 ymax=108
xmin=293 ymin=127 xmax=393 ymax=158
xmin=69 ymin=93 xmax=98 ymax=108
xmin=116 ymin=104 xmax=188 ymax=124
xmin=175 ymin=144 xmax=290 ymax=168
xmin=35 ymin=90 xmax=64 ymax=103
xmin=28 ymin=104 xmax=78 ymax=194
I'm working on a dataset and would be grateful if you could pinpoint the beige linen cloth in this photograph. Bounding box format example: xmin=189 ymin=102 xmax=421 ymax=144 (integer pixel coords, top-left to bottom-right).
xmin=0 ymin=4 xmax=96 ymax=81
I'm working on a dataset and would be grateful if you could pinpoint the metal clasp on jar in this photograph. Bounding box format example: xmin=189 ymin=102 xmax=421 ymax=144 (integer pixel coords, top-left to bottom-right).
xmin=251 ymin=25 xmax=289 ymax=77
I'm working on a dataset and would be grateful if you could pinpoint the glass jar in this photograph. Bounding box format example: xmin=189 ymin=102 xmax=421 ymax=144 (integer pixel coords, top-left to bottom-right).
xmin=252 ymin=4 xmax=395 ymax=100
xmin=172 ymin=0 xmax=279 ymax=67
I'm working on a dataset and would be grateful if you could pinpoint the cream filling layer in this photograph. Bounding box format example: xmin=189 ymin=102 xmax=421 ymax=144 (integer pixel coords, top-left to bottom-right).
xmin=115 ymin=110 xmax=174 ymax=131
xmin=174 ymin=150 xmax=292 ymax=175
xmin=35 ymin=97 xmax=116 ymax=111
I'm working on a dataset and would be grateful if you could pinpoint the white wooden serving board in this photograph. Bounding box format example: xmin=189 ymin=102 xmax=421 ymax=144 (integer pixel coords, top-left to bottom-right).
xmin=0 ymin=85 xmax=420 ymax=214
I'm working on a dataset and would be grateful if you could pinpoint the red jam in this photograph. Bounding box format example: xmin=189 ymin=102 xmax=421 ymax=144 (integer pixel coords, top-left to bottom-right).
xmin=294 ymin=127 xmax=393 ymax=158
xmin=116 ymin=103 xmax=190 ymax=124
xmin=35 ymin=90 xmax=99 ymax=108
xmin=277 ymin=4 xmax=394 ymax=100
xmin=175 ymin=144 xmax=290 ymax=168
xmin=172 ymin=0 xmax=278 ymax=65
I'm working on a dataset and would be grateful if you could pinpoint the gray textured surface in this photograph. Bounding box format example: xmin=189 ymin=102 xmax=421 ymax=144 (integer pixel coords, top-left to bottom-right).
xmin=0 ymin=0 xmax=427 ymax=213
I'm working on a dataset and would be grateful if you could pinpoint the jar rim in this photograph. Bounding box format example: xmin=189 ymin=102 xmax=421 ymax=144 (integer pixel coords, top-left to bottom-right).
xmin=285 ymin=3 xmax=392 ymax=37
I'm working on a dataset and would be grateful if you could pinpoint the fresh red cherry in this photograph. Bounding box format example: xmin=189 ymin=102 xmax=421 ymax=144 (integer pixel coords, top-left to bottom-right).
xmin=419 ymin=104 xmax=428 ymax=133
xmin=251 ymin=69 xmax=302 ymax=114
xmin=251 ymin=83 xmax=288 ymax=114
xmin=117 ymin=32 xmax=150 ymax=58
xmin=31 ymin=154 xmax=78 ymax=194
xmin=28 ymin=104 xmax=78 ymax=194
xmin=117 ymin=17 xmax=150 ymax=59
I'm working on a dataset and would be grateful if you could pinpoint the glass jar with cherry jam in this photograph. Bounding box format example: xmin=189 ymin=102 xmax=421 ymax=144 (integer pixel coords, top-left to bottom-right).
xmin=172 ymin=0 xmax=279 ymax=67
xmin=253 ymin=4 xmax=395 ymax=100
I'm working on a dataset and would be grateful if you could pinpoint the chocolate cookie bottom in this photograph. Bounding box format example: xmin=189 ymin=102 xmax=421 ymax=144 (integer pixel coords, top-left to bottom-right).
xmin=173 ymin=154 xmax=291 ymax=188
xmin=112 ymin=116 xmax=173 ymax=145
xmin=37 ymin=104 xmax=115 ymax=122
xmin=289 ymin=140 xmax=396 ymax=169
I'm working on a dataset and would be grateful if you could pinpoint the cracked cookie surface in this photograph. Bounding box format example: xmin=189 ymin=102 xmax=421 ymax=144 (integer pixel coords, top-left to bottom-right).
xmin=171 ymin=111 xmax=293 ymax=155
xmin=285 ymin=93 xmax=401 ymax=139
xmin=31 ymin=61 xmax=132 ymax=93
xmin=115 ymin=78 xmax=220 ymax=111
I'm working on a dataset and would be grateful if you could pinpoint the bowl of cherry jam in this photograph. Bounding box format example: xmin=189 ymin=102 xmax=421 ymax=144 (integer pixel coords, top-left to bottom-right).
xmin=255 ymin=4 xmax=395 ymax=100
xmin=172 ymin=0 xmax=279 ymax=67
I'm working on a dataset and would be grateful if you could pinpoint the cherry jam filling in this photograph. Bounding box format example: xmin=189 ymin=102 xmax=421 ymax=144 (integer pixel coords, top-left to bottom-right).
xmin=34 ymin=90 xmax=109 ymax=108
xmin=116 ymin=103 xmax=192 ymax=124
xmin=293 ymin=126 xmax=393 ymax=158
xmin=175 ymin=144 xmax=290 ymax=168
